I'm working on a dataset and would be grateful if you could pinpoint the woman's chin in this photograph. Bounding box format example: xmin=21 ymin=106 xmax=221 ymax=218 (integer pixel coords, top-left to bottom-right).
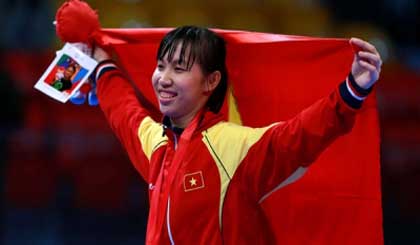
xmin=159 ymin=105 xmax=177 ymax=118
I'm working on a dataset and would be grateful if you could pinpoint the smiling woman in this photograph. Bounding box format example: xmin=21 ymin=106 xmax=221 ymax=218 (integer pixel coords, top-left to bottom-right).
xmin=153 ymin=47 xmax=211 ymax=128
xmin=151 ymin=26 xmax=226 ymax=128
xmin=92 ymin=25 xmax=381 ymax=244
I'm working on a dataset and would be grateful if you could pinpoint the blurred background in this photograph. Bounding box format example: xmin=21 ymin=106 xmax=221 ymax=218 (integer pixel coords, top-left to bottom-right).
xmin=0 ymin=0 xmax=419 ymax=244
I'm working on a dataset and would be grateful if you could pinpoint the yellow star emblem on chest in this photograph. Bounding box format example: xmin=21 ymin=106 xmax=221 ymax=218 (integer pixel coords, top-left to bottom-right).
xmin=183 ymin=171 xmax=205 ymax=192
xmin=189 ymin=177 xmax=197 ymax=186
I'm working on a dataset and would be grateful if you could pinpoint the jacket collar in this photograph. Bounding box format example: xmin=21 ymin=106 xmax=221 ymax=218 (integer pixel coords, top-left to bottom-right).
xmin=161 ymin=109 xmax=226 ymax=137
xmin=162 ymin=116 xmax=184 ymax=136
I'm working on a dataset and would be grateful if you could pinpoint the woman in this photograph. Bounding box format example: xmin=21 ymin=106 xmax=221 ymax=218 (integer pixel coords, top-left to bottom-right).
xmin=93 ymin=26 xmax=381 ymax=244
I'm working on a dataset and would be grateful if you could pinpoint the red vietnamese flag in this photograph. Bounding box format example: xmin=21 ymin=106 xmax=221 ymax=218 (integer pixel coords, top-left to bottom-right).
xmin=92 ymin=28 xmax=382 ymax=244
xmin=183 ymin=171 xmax=205 ymax=192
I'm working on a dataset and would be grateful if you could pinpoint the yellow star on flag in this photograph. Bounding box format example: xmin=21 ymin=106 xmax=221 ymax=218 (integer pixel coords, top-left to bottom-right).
xmin=183 ymin=171 xmax=205 ymax=192
xmin=189 ymin=177 xmax=197 ymax=186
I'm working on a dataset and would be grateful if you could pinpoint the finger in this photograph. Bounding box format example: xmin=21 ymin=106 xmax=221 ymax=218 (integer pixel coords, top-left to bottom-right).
xmin=350 ymin=38 xmax=379 ymax=55
xmin=358 ymin=60 xmax=378 ymax=72
xmin=358 ymin=51 xmax=382 ymax=68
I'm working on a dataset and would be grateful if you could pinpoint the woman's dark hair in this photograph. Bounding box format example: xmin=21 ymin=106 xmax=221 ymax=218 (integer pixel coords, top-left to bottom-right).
xmin=157 ymin=26 xmax=228 ymax=114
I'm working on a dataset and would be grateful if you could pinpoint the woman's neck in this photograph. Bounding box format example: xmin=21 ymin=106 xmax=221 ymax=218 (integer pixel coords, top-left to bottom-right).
xmin=170 ymin=107 xmax=204 ymax=128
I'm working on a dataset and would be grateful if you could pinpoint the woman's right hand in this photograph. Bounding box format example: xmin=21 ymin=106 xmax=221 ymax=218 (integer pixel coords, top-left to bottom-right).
xmin=93 ymin=46 xmax=111 ymax=62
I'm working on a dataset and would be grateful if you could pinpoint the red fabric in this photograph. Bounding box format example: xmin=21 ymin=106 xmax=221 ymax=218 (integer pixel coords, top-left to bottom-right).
xmin=91 ymin=29 xmax=382 ymax=244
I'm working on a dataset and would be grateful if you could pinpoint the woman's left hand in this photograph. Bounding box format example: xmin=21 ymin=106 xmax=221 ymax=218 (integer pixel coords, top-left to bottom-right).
xmin=350 ymin=38 xmax=382 ymax=89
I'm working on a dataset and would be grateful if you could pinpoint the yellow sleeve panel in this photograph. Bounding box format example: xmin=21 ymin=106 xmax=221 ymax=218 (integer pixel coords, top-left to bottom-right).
xmin=138 ymin=116 xmax=168 ymax=161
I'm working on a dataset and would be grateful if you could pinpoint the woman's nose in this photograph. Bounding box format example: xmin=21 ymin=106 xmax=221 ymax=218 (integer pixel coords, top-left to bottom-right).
xmin=159 ymin=70 xmax=173 ymax=87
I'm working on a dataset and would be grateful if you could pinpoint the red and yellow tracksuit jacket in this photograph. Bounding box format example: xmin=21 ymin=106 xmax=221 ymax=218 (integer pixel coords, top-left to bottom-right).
xmin=96 ymin=61 xmax=370 ymax=244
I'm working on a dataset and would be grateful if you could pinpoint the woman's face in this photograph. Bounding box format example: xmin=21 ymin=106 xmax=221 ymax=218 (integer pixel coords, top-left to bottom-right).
xmin=152 ymin=43 xmax=209 ymax=127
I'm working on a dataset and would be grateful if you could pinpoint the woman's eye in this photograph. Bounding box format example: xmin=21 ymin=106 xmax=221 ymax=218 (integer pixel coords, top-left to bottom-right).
xmin=175 ymin=67 xmax=186 ymax=72
xmin=157 ymin=64 xmax=164 ymax=70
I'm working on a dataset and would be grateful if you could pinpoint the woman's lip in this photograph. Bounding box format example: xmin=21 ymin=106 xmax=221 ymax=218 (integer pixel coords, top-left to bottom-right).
xmin=158 ymin=90 xmax=177 ymax=105
xmin=159 ymin=90 xmax=177 ymax=98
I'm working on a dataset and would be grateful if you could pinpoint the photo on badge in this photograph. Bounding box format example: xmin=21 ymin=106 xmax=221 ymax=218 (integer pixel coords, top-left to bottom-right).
xmin=34 ymin=43 xmax=97 ymax=103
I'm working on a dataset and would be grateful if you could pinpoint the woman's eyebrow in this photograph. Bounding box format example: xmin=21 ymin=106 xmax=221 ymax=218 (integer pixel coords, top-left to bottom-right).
xmin=171 ymin=59 xmax=188 ymax=66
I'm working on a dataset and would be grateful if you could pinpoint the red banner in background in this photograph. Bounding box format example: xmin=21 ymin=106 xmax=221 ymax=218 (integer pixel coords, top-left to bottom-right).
xmin=99 ymin=28 xmax=382 ymax=244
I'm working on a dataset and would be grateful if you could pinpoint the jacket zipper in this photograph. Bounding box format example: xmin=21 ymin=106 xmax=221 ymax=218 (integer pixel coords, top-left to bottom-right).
xmin=167 ymin=197 xmax=175 ymax=244
xmin=166 ymin=131 xmax=177 ymax=244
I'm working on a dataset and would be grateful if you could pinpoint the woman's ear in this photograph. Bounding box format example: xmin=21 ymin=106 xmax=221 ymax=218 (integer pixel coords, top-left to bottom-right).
xmin=204 ymin=71 xmax=221 ymax=94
